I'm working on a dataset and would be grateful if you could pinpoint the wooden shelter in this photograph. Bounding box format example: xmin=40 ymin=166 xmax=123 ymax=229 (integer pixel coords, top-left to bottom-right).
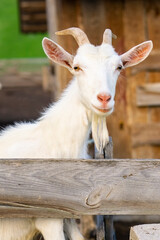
xmin=0 ymin=140 xmax=160 ymax=240
xmin=0 ymin=59 xmax=53 ymax=126
xmin=0 ymin=1 xmax=158 ymax=239
xmin=0 ymin=2 xmax=159 ymax=239
xmin=18 ymin=0 xmax=47 ymax=33
xmin=7 ymin=0 xmax=160 ymax=159
xmin=2 ymin=1 xmax=160 ymax=156
xmin=46 ymin=0 xmax=160 ymax=159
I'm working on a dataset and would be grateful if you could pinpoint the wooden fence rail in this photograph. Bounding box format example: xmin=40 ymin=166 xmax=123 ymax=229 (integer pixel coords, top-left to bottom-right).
xmin=0 ymin=158 xmax=160 ymax=218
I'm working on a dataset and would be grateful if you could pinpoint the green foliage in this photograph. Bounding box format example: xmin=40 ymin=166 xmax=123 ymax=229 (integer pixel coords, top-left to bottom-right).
xmin=0 ymin=0 xmax=48 ymax=59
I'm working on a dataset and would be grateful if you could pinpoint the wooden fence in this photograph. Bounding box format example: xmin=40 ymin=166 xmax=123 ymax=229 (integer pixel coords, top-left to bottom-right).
xmin=0 ymin=140 xmax=160 ymax=240
xmin=0 ymin=158 xmax=160 ymax=218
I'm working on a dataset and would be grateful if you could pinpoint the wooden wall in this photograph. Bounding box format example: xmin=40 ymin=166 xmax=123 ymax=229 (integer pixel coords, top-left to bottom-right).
xmin=124 ymin=0 xmax=160 ymax=159
xmin=0 ymin=59 xmax=53 ymax=124
xmin=46 ymin=0 xmax=160 ymax=159
xmin=19 ymin=0 xmax=47 ymax=33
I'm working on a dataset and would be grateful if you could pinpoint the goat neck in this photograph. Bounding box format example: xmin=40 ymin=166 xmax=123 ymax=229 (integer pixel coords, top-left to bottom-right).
xmin=39 ymin=79 xmax=92 ymax=158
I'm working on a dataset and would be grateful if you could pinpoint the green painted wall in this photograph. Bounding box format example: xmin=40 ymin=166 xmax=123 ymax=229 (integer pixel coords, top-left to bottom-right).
xmin=0 ymin=0 xmax=48 ymax=59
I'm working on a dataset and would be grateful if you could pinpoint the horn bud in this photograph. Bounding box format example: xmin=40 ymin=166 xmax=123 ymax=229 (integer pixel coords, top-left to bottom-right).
xmin=56 ymin=27 xmax=90 ymax=46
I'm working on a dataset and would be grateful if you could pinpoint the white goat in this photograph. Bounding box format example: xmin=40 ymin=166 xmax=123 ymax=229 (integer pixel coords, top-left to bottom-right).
xmin=0 ymin=27 xmax=152 ymax=240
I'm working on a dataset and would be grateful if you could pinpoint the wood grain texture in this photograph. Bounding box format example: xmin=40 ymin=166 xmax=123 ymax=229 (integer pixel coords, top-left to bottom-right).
xmin=0 ymin=158 xmax=160 ymax=218
xmin=21 ymin=24 xmax=47 ymax=32
xmin=132 ymin=123 xmax=160 ymax=147
xmin=104 ymin=0 xmax=131 ymax=159
xmin=145 ymin=0 xmax=160 ymax=159
xmin=19 ymin=0 xmax=47 ymax=33
xmin=130 ymin=52 xmax=160 ymax=75
xmin=145 ymin=0 xmax=160 ymax=49
xmin=95 ymin=138 xmax=113 ymax=240
xmin=0 ymin=87 xmax=52 ymax=122
xmin=137 ymin=83 xmax=160 ymax=107
xmin=94 ymin=137 xmax=113 ymax=160
xmin=46 ymin=0 xmax=57 ymax=41
xmin=123 ymin=0 xmax=148 ymax=159
xmin=96 ymin=215 xmax=105 ymax=240
xmin=0 ymin=73 xmax=43 ymax=88
xmin=130 ymin=224 xmax=160 ymax=240
xmin=20 ymin=1 xmax=46 ymax=11
xmin=55 ymin=0 xmax=78 ymax=91
xmin=21 ymin=13 xmax=47 ymax=22
xmin=80 ymin=0 xmax=106 ymax=45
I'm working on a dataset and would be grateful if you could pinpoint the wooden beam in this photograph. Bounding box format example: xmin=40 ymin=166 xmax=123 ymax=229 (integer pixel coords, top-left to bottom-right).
xmin=137 ymin=83 xmax=160 ymax=107
xmin=95 ymin=138 xmax=114 ymax=240
xmin=21 ymin=13 xmax=47 ymax=23
xmin=0 ymin=73 xmax=43 ymax=88
xmin=132 ymin=123 xmax=160 ymax=146
xmin=0 ymin=158 xmax=160 ymax=218
xmin=55 ymin=0 xmax=78 ymax=91
xmin=21 ymin=24 xmax=47 ymax=32
xmin=123 ymin=0 xmax=148 ymax=159
xmin=46 ymin=0 xmax=57 ymax=40
xmin=20 ymin=1 xmax=46 ymax=10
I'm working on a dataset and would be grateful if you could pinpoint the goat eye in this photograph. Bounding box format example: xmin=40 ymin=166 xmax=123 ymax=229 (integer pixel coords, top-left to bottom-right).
xmin=117 ymin=65 xmax=122 ymax=71
xmin=73 ymin=66 xmax=81 ymax=71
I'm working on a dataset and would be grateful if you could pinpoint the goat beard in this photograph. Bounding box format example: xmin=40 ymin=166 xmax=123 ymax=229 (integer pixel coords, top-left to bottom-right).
xmin=91 ymin=113 xmax=109 ymax=153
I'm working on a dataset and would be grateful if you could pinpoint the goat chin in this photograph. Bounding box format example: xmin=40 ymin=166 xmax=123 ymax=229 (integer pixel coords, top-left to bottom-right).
xmin=91 ymin=113 xmax=109 ymax=153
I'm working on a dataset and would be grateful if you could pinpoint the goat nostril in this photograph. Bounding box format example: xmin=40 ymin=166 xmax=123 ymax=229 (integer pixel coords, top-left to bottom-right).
xmin=107 ymin=96 xmax=111 ymax=102
xmin=97 ymin=94 xmax=111 ymax=103
xmin=97 ymin=95 xmax=103 ymax=102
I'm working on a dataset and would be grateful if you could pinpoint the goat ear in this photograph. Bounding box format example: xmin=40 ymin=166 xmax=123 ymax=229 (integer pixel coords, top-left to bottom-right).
xmin=42 ymin=37 xmax=73 ymax=69
xmin=121 ymin=41 xmax=153 ymax=68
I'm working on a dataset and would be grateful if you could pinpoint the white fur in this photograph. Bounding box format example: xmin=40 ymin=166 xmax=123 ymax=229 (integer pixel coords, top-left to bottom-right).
xmin=0 ymin=32 xmax=153 ymax=240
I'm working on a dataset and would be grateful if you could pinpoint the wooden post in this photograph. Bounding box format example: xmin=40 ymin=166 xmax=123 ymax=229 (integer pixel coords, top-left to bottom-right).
xmin=104 ymin=216 xmax=114 ymax=240
xmin=95 ymin=137 xmax=115 ymax=240
xmin=130 ymin=224 xmax=160 ymax=240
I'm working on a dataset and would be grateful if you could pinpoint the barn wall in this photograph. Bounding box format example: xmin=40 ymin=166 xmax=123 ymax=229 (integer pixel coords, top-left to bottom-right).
xmin=0 ymin=59 xmax=53 ymax=127
xmin=18 ymin=0 xmax=47 ymax=33
xmin=46 ymin=0 xmax=160 ymax=158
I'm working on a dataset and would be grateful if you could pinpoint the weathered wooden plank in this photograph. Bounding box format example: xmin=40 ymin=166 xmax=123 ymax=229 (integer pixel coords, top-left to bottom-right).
xmin=21 ymin=24 xmax=47 ymax=32
xmin=104 ymin=0 xmax=131 ymax=159
xmin=0 ymin=73 xmax=43 ymax=88
xmin=94 ymin=138 xmax=113 ymax=159
xmin=123 ymin=0 xmax=148 ymax=159
xmin=132 ymin=123 xmax=160 ymax=147
xmin=104 ymin=216 xmax=114 ymax=240
xmin=130 ymin=52 xmax=160 ymax=75
xmin=19 ymin=0 xmax=47 ymax=33
xmin=0 ymin=87 xmax=52 ymax=122
xmin=130 ymin=224 xmax=160 ymax=240
xmin=20 ymin=1 xmax=46 ymax=10
xmin=147 ymin=75 xmax=160 ymax=153
xmin=137 ymin=83 xmax=160 ymax=107
xmin=80 ymin=0 xmax=106 ymax=45
xmin=145 ymin=0 xmax=160 ymax=159
xmin=0 ymin=58 xmax=50 ymax=88
xmin=0 ymin=158 xmax=160 ymax=218
xmin=95 ymin=138 xmax=113 ymax=240
xmin=55 ymin=0 xmax=78 ymax=91
xmin=21 ymin=13 xmax=47 ymax=23
xmin=46 ymin=0 xmax=57 ymax=40
xmin=145 ymin=0 xmax=160 ymax=49
xmin=96 ymin=215 xmax=105 ymax=240
xmin=138 ymin=83 xmax=160 ymax=94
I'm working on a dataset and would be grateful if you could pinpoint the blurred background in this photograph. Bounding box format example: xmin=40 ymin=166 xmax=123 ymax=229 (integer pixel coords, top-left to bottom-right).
xmin=0 ymin=0 xmax=160 ymax=239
